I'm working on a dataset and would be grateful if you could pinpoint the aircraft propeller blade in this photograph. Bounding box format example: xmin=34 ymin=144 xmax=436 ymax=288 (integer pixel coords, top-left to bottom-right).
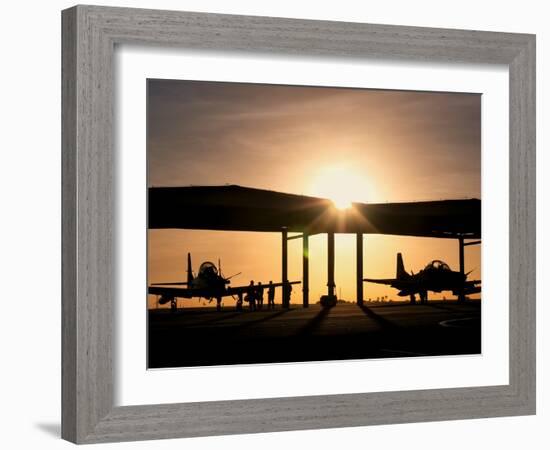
xmin=465 ymin=269 xmax=475 ymax=277
xmin=225 ymin=272 xmax=242 ymax=280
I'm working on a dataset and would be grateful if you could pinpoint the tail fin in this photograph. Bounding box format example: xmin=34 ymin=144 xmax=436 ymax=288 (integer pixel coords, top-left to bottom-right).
xmin=187 ymin=253 xmax=194 ymax=284
xmin=396 ymin=253 xmax=408 ymax=279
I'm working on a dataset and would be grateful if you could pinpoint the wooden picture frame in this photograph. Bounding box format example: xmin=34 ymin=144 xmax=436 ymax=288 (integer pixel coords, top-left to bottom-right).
xmin=62 ymin=5 xmax=535 ymax=443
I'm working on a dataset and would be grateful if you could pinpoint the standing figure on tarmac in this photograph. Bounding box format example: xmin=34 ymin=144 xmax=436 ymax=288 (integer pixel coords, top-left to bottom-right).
xmin=256 ymin=281 xmax=264 ymax=310
xmin=267 ymin=281 xmax=275 ymax=309
xmin=236 ymin=292 xmax=243 ymax=311
xmin=283 ymin=280 xmax=293 ymax=308
xmin=247 ymin=280 xmax=256 ymax=311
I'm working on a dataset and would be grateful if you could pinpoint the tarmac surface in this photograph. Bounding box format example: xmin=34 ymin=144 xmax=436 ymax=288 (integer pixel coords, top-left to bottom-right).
xmin=148 ymin=300 xmax=481 ymax=368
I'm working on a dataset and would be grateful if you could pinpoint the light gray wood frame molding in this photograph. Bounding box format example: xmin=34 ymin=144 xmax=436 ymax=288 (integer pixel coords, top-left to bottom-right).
xmin=62 ymin=5 xmax=536 ymax=444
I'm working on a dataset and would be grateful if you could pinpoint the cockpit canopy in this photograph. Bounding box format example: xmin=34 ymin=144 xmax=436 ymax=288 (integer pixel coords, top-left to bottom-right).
xmin=199 ymin=261 xmax=218 ymax=277
xmin=425 ymin=260 xmax=451 ymax=271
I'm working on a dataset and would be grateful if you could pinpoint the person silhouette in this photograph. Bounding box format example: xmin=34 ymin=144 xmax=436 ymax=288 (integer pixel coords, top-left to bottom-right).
xmin=236 ymin=292 xmax=243 ymax=311
xmin=256 ymin=281 xmax=264 ymax=310
xmin=267 ymin=281 xmax=275 ymax=309
xmin=283 ymin=280 xmax=292 ymax=308
xmin=247 ymin=280 xmax=256 ymax=311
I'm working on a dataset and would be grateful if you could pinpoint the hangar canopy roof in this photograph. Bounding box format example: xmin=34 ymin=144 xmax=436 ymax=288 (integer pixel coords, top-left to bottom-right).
xmin=148 ymin=185 xmax=481 ymax=239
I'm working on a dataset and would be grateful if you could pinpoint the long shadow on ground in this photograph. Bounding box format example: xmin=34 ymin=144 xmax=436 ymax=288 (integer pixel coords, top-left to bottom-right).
xmin=148 ymin=303 xmax=481 ymax=368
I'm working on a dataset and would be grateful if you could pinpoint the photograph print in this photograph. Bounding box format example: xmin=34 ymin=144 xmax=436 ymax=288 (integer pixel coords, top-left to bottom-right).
xmin=147 ymin=79 xmax=482 ymax=369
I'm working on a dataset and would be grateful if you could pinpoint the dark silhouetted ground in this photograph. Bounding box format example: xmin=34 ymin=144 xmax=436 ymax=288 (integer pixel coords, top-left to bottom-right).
xmin=148 ymin=300 xmax=481 ymax=368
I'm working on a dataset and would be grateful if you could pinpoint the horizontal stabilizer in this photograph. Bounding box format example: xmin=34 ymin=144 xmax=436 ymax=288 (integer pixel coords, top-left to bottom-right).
xmin=363 ymin=278 xmax=397 ymax=285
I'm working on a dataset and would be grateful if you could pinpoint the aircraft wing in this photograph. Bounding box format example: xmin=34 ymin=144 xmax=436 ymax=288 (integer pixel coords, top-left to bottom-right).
xmin=148 ymin=286 xmax=196 ymax=297
xmin=363 ymin=278 xmax=398 ymax=286
xmin=226 ymin=280 xmax=301 ymax=296
xmin=149 ymin=285 xmax=234 ymax=298
xmin=149 ymin=281 xmax=301 ymax=299
xmin=148 ymin=285 xmax=237 ymax=299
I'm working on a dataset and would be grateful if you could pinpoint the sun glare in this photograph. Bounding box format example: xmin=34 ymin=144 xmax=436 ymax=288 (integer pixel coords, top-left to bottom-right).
xmin=332 ymin=197 xmax=353 ymax=210
xmin=308 ymin=166 xmax=370 ymax=209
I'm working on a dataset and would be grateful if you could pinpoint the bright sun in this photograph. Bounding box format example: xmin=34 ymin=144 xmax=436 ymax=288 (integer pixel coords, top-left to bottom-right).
xmin=308 ymin=166 xmax=370 ymax=209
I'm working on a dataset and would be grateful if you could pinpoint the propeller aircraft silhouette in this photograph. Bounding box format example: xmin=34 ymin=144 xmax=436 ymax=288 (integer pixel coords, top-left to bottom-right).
xmin=149 ymin=253 xmax=300 ymax=311
xmin=364 ymin=253 xmax=481 ymax=303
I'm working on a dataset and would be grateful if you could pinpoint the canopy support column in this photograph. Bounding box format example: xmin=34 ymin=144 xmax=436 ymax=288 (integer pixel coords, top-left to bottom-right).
xmin=356 ymin=233 xmax=364 ymax=306
xmin=302 ymin=232 xmax=309 ymax=308
xmin=327 ymin=232 xmax=335 ymax=299
xmin=458 ymin=236 xmax=465 ymax=303
xmin=282 ymin=228 xmax=288 ymax=308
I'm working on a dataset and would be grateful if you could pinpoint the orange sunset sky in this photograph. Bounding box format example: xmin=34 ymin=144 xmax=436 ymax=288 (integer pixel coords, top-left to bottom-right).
xmin=147 ymin=79 xmax=481 ymax=308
